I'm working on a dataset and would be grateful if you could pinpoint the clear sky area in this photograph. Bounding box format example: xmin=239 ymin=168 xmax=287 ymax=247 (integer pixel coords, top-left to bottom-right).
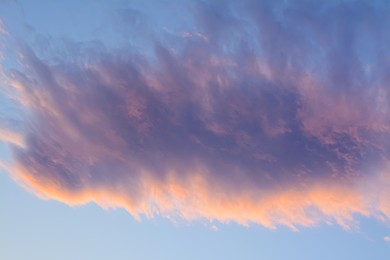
xmin=1 ymin=1 xmax=390 ymax=259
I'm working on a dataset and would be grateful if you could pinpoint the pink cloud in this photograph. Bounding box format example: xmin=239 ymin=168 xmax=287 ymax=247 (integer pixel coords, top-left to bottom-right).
xmin=2 ymin=0 xmax=390 ymax=230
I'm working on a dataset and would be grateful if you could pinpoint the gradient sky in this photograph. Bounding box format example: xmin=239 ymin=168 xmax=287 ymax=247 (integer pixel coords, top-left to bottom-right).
xmin=1 ymin=1 xmax=390 ymax=259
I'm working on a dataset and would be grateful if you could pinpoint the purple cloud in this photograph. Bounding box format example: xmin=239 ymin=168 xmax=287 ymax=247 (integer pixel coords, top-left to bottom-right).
xmin=2 ymin=0 xmax=390 ymax=230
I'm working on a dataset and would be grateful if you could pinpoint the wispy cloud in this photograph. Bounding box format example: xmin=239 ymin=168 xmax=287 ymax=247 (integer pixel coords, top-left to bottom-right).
xmin=2 ymin=0 xmax=390 ymax=230
xmin=0 ymin=128 xmax=24 ymax=147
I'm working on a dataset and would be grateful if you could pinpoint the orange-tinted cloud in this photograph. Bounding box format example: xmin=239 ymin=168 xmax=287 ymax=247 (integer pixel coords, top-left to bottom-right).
xmin=11 ymin=161 xmax=390 ymax=230
xmin=2 ymin=0 xmax=390 ymax=230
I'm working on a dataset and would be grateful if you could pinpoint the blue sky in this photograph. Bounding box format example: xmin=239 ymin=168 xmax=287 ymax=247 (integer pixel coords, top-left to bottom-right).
xmin=1 ymin=1 xmax=390 ymax=259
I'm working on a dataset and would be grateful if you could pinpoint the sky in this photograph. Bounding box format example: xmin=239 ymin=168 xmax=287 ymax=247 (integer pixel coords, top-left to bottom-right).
xmin=1 ymin=0 xmax=390 ymax=259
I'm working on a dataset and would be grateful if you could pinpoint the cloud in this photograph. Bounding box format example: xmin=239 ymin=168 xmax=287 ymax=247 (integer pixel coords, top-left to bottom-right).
xmin=211 ymin=225 xmax=218 ymax=232
xmin=0 ymin=128 xmax=24 ymax=147
xmin=384 ymin=236 xmax=390 ymax=243
xmin=2 ymin=0 xmax=390 ymax=230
